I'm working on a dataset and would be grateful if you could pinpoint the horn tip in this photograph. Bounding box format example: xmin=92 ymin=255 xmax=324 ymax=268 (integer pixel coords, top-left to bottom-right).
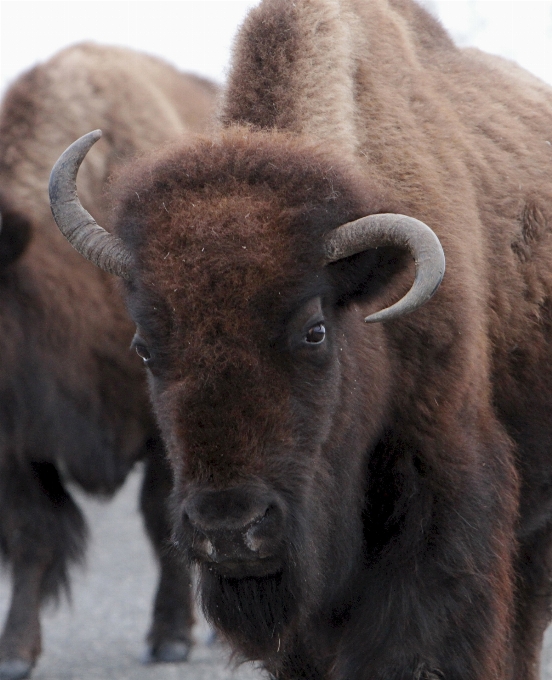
xmin=364 ymin=314 xmax=384 ymax=324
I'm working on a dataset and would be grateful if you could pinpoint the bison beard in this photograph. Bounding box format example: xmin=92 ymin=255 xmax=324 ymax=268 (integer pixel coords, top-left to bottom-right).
xmin=201 ymin=570 xmax=291 ymax=652
xmin=199 ymin=567 xmax=334 ymax=680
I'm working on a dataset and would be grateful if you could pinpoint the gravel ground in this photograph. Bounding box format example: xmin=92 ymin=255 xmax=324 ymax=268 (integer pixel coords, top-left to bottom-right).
xmin=542 ymin=629 xmax=552 ymax=679
xmin=1 ymin=466 xmax=551 ymax=679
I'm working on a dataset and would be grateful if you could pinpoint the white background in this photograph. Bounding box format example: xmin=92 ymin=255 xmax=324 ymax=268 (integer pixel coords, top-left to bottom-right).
xmin=0 ymin=1 xmax=551 ymax=94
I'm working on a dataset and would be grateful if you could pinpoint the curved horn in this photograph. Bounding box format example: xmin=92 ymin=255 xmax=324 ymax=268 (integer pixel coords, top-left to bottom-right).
xmin=49 ymin=130 xmax=133 ymax=280
xmin=323 ymin=213 xmax=445 ymax=323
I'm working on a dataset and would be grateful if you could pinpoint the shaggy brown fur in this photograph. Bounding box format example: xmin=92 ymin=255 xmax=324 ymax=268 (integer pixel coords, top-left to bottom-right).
xmin=0 ymin=43 xmax=217 ymax=678
xmin=68 ymin=1 xmax=552 ymax=679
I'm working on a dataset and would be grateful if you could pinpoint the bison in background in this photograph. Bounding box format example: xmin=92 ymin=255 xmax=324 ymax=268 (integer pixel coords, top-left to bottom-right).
xmin=0 ymin=43 xmax=217 ymax=680
xmin=50 ymin=1 xmax=552 ymax=679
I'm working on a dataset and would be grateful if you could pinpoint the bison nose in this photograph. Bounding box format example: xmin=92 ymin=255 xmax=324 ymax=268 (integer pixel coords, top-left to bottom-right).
xmin=182 ymin=486 xmax=283 ymax=563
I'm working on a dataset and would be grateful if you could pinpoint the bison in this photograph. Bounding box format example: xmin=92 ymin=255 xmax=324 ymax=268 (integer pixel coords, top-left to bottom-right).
xmin=49 ymin=1 xmax=552 ymax=679
xmin=0 ymin=43 xmax=217 ymax=679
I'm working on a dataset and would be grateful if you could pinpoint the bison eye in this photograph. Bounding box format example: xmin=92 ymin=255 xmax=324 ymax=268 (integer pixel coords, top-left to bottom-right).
xmin=305 ymin=323 xmax=326 ymax=344
xmin=131 ymin=334 xmax=152 ymax=364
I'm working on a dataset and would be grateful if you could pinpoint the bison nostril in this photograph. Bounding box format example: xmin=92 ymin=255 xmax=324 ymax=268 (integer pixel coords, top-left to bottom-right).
xmin=189 ymin=526 xmax=217 ymax=560
xmin=182 ymin=510 xmax=217 ymax=558
xmin=244 ymin=505 xmax=276 ymax=553
xmin=205 ymin=539 xmax=216 ymax=558
xmin=244 ymin=527 xmax=261 ymax=553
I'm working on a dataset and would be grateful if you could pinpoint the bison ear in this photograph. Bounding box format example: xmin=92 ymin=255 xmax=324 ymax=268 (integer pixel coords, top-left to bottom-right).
xmin=323 ymin=214 xmax=445 ymax=322
xmin=0 ymin=209 xmax=32 ymax=267
xmin=327 ymin=245 xmax=410 ymax=309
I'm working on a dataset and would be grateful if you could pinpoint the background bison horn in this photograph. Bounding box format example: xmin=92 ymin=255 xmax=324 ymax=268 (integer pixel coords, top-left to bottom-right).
xmin=49 ymin=130 xmax=134 ymax=280
xmin=323 ymin=213 xmax=445 ymax=323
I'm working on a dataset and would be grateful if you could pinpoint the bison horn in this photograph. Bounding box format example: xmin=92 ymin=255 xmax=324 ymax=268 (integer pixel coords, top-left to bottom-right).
xmin=49 ymin=130 xmax=133 ymax=280
xmin=323 ymin=213 xmax=445 ymax=323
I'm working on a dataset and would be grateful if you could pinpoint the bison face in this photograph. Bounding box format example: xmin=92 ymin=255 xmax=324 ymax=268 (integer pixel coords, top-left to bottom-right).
xmin=112 ymin=134 xmax=404 ymax=653
xmin=49 ymin=128 xmax=444 ymax=657
xmin=131 ymin=269 xmax=379 ymax=652
xmin=160 ymin=294 xmax=336 ymax=573
xmin=145 ymin=291 xmax=347 ymax=571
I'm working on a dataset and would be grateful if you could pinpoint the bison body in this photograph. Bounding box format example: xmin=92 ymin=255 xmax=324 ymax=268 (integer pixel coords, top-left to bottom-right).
xmin=0 ymin=43 xmax=217 ymax=679
xmin=50 ymin=2 xmax=552 ymax=679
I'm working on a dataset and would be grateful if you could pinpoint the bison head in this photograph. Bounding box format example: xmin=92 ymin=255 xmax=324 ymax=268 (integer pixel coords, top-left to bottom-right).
xmin=49 ymin=128 xmax=444 ymax=659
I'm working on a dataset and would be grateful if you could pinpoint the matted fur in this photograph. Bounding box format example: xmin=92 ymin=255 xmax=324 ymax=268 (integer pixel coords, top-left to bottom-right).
xmin=0 ymin=43 xmax=217 ymax=674
xmin=68 ymin=2 xmax=552 ymax=679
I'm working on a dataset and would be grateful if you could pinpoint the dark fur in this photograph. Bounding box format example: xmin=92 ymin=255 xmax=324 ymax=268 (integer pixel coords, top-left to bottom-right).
xmin=90 ymin=1 xmax=552 ymax=678
xmin=0 ymin=43 xmax=217 ymax=675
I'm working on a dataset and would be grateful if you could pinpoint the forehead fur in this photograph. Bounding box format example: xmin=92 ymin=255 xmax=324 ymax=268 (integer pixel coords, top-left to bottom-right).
xmin=113 ymin=127 xmax=392 ymax=298
xmin=111 ymin=128 xmax=397 ymax=364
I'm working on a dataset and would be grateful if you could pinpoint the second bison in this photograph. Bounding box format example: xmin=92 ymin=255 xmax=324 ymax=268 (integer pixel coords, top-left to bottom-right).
xmin=0 ymin=43 xmax=216 ymax=679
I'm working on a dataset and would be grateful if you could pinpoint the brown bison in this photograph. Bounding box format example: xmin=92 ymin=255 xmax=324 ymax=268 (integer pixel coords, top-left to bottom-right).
xmin=49 ymin=1 xmax=552 ymax=679
xmin=0 ymin=43 xmax=217 ymax=679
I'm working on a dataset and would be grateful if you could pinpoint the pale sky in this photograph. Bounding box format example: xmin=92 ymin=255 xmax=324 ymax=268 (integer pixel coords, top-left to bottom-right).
xmin=428 ymin=1 xmax=552 ymax=85
xmin=0 ymin=1 xmax=259 ymax=92
xmin=0 ymin=1 xmax=551 ymax=95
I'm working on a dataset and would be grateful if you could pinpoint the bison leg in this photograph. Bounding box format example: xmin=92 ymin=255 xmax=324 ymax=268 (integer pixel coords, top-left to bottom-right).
xmin=512 ymin=524 xmax=552 ymax=680
xmin=0 ymin=564 xmax=44 ymax=680
xmin=0 ymin=461 xmax=86 ymax=679
xmin=139 ymin=439 xmax=194 ymax=663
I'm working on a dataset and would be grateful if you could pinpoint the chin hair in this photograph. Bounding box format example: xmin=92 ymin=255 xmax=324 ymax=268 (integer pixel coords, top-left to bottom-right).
xmin=198 ymin=564 xmax=299 ymax=658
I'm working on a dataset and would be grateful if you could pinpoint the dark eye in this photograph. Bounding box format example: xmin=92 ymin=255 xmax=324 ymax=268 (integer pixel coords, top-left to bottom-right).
xmin=305 ymin=323 xmax=326 ymax=344
xmin=131 ymin=334 xmax=152 ymax=364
